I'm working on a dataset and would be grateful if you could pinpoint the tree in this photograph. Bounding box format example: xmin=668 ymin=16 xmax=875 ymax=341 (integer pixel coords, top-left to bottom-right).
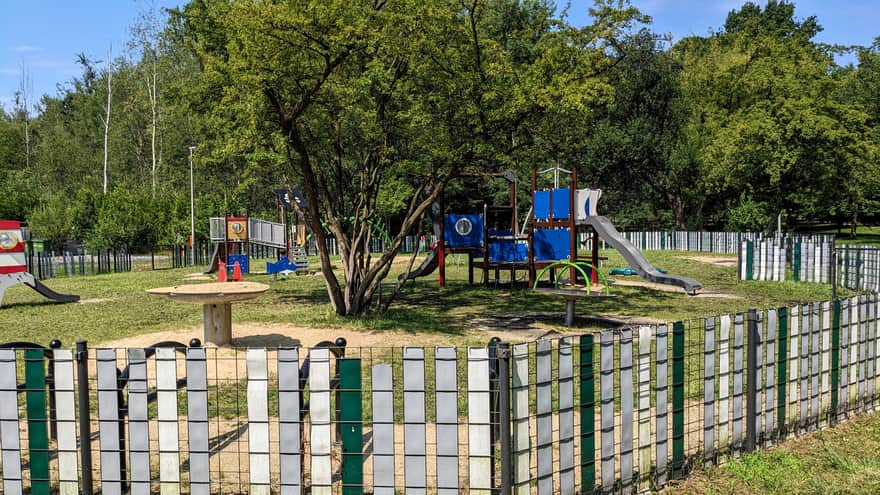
xmin=129 ymin=0 xmax=166 ymax=193
xmin=177 ymin=0 xmax=636 ymax=316
xmin=102 ymin=46 xmax=113 ymax=194
xmin=674 ymin=1 xmax=875 ymax=231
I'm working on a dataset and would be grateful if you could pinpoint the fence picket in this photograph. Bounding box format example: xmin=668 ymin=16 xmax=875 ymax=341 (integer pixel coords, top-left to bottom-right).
xmin=799 ymin=305 xmax=810 ymax=430
xmin=511 ymin=343 xmax=531 ymax=495
xmin=655 ymin=325 xmax=669 ymax=486
xmin=704 ymin=318 xmax=716 ymax=460
xmin=156 ymin=348 xmax=181 ymax=495
xmin=127 ymin=349 xmax=150 ymax=495
xmin=52 ymin=349 xmax=78 ymax=495
xmin=841 ymin=299 xmax=851 ymax=416
xmin=581 ymin=335 xmax=597 ymax=492
xmin=732 ymin=315 xmax=744 ymax=454
xmin=186 ymin=348 xmax=210 ymax=495
xmin=309 ymin=348 xmax=332 ymax=495
xmin=537 ymin=340 xmax=554 ymax=495
xmin=821 ymin=303 xmax=832 ymax=422
xmin=718 ymin=316 xmax=731 ymax=450
xmin=435 ymin=348 xmax=459 ymax=495
xmin=0 ymin=350 xmax=22 ymax=495
xmin=600 ymin=330 xmax=616 ymax=491
xmin=637 ymin=327 xmax=652 ymax=490
xmin=755 ymin=312 xmax=764 ymax=439
xmin=762 ymin=311 xmax=774 ymax=441
xmin=97 ymin=348 xmax=123 ymax=495
xmin=247 ymin=349 xmax=270 ymax=495
xmin=403 ymin=348 xmax=427 ymax=494
xmin=371 ymin=364 xmax=395 ymax=495
xmin=467 ymin=348 xmax=492 ymax=495
xmin=810 ymin=305 xmax=820 ymax=427
xmin=788 ymin=305 xmax=800 ymax=431
xmin=873 ymin=296 xmax=880 ymax=410
xmin=339 ymin=358 xmax=363 ymax=495
xmin=620 ymin=329 xmax=635 ymax=494
xmin=278 ymin=348 xmax=302 ymax=495
xmin=559 ymin=338 xmax=576 ymax=495
xmin=851 ymin=297 xmax=860 ymax=407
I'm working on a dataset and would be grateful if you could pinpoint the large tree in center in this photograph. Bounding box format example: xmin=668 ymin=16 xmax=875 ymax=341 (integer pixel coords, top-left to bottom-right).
xmin=178 ymin=0 xmax=637 ymax=316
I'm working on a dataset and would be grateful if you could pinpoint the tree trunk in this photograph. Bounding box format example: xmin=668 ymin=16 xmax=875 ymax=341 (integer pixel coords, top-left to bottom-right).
xmin=102 ymin=51 xmax=113 ymax=195
xmin=149 ymin=63 xmax=158 ymax=194
xmin=851 ymin=209 xmax=858 ymax=239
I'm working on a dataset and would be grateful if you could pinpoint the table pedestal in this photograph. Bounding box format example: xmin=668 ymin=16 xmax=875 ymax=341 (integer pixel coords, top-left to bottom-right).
xmin=564 ymin=299 xmax=576 ymax=327
xmin=204 ymin=303 xmax=233 ymax=346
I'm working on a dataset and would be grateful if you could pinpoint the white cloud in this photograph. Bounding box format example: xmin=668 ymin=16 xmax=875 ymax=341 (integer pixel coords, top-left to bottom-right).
xmin=12 ymin=45 xmax=43 ymax=53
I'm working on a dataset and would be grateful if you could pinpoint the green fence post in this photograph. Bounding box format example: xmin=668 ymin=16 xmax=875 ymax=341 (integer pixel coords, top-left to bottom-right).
xmin=831 ymin=299 xmax=841 ymax=424
xmin=339 ymin=358 xmax=363 ymax=495
xmin=777 ymin=307 xmax=788 ymax=434
xmin=25 ymin=348 xmax=50 ymax=495
xmin=793 ymin=242 xmax=801 ymax=281
xmin=672 ymin=322 xmax=685 ymax=478
xmin=580 ymin=334 xmax=596 ymax=493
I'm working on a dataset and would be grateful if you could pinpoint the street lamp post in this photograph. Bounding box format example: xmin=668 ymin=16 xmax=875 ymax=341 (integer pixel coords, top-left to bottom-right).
xmin=189 ymin=145 xmax=196 ymax=267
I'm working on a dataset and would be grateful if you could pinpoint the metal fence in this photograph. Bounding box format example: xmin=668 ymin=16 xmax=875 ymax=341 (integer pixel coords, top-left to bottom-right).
xmin=1 ymin=294 xmax=879 ymax=494
xmin=25 ymin=250 xmax=133 ymax=280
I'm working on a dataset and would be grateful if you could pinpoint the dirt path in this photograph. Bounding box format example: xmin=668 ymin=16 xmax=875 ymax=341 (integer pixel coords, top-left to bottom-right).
xmin=684 ymin=255 xmax=738 ymax=267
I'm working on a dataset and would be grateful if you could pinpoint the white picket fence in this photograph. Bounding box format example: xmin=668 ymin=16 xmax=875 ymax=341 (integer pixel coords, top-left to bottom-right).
xmin=739 ymin=239 xmax=787 ymax=281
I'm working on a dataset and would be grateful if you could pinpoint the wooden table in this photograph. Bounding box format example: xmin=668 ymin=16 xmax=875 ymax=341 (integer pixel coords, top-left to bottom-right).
xmin=533 ymin=287 xmax=615 ymax=326
xmin=147 ymin=282 xmax=269 ymax=346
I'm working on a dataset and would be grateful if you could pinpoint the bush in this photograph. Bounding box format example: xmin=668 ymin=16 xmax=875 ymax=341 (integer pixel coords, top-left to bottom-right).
xmin=28 ymin=194 xmax=76 ymax=251
xmin=725 ymin=194 xmax=770 ymax=232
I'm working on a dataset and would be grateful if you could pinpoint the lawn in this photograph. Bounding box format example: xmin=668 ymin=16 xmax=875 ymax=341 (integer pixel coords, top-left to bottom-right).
xmin=669 ymin=411 xmax=880 ymax=495
xmin=0 ymin=249 xmax=842 ymax=347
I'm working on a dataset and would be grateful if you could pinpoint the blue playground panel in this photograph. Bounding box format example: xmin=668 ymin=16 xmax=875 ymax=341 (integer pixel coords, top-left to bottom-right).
xmin=534 ymin=228 xmax=571 ymax=261
xmin=266 ymin=257 xmax=297 ymax=274
xmin=534 ymin=190 xmax=550 ymax=219
xmin=551 ymin=188 xmax=570 ymax=219
xmin=533 ymin=188 xmax=571 ymax=219
xmin=444 ymin=213 xmax=483 ymax=248
xmin=227 ymin=254 xmax=249 ymax=274
xmin=488 ymin=239 xmax=528 ymax=262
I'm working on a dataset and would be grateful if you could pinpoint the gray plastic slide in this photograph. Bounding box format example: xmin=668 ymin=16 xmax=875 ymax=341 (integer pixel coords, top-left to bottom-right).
xmin=0 ymin=272 xmax=80 ymax=307
xmin=581 ymin=216 xmax=702 ymax=294
xmin=400 ymin=245 xmax=439 ymax=280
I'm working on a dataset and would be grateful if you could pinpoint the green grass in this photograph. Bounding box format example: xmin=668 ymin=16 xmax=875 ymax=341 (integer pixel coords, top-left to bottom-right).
xmin=795 ymin=224 xmax=880 ymax=246
xmin=669 ymin=412 xmax=880 ymax=494
xmin=0 ymin=249 xmax=847 ymax=347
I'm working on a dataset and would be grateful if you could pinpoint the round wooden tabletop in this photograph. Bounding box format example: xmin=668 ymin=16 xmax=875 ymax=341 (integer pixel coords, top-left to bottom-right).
xmin=147 ymin=282 xmax=269 ymax=305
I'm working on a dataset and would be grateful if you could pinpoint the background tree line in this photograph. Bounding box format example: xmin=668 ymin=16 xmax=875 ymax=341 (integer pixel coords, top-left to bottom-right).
xmin=0 ymin=0 xmax=878 ymax=313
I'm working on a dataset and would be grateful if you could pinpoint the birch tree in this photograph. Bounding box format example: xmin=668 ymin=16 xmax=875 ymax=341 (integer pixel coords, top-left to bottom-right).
xmin=101 ymin=46 xmax=113 ymax=194
xmin=130 ymin=0 xmax=164 ymax=193
xmin=14 ymin=62 xmax=32 ymax=169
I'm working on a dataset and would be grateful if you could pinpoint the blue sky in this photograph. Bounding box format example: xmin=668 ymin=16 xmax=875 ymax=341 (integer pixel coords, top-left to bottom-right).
xmin=1 ymin=1 xmax=878 ymax=112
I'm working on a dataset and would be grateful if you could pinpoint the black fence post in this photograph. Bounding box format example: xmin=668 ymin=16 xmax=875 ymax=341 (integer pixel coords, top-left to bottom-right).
xmin=76 ymin=340 xmax=94 ymax=495
xmin=745 ymin=308 xmax=759 ymax=453
xmin=497 ymin=341 xmax=512 ymax=495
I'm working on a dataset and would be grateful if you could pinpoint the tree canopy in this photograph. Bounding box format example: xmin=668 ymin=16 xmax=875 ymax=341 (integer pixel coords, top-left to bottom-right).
xmin=0 ymin=0 xmax=878 ymax=314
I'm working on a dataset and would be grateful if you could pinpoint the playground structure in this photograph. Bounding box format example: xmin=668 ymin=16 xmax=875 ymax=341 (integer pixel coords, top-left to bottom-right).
xmin=0 ymin=220 xmax=80 ymax=307
xmin=406 ymin=168 xmax=702 ymax=294
xmin=206 ymin=215 xmax=302 ymax=275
